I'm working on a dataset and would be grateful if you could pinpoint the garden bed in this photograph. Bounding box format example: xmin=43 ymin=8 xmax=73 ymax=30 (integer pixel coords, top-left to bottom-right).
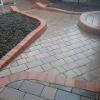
xmin=0 ymin=6 xmax=47 ymax=69
xmin=48 ymin=1 xmax=100 ymax=12
xmin=0 ymin=12 xmax=40 ymax=59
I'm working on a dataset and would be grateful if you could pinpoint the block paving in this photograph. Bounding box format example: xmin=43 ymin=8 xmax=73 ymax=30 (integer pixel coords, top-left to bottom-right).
xmin=1 ymin=9 xmax=100 ymax=83
xmin=0 ymin=79 xmax=99 ymax=100
xmin=0 ymin=0 xmax=100 ymax=99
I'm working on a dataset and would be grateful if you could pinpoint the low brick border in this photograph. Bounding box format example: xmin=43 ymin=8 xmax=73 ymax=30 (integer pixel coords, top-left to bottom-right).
xmin=32 ymin=2 xmax=82 ymax=15
xmin=78 ymin=11 xmax=100 ymax=35
xmin=0 ymin=71 xmax=100 ymax=93
xmin=0 ymin=6 xmax=47 ymax=69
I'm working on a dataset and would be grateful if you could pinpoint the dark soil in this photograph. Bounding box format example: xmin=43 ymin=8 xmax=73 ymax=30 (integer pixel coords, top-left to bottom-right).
xmin=0 ymin=13 xmax=40 ymax=59
xmin=48 ymin=1 xmax=100 ymax=12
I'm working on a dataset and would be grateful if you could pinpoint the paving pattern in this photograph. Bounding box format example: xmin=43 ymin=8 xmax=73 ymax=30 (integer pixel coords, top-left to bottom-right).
xmin=0 ymin=79 xmax=99 ymax=100
xmin=1 ymin=9 xmax=100 ymax=82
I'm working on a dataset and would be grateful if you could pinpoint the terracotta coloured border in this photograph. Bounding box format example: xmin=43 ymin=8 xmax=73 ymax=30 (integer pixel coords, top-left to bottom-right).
xmin=32 ymin=2 xmax=82 ymax=15
xmin=0 ymin=71 xmax=100 ymax=93
xmin=0 ymin=6 xmax=47 ymax=69
xmin=78 ymin=11 xmax=100 ymax=35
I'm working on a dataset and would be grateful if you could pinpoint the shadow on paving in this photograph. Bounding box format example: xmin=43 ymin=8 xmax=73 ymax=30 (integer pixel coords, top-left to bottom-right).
xmin=48 ymin=1 xmax=100 ymax=12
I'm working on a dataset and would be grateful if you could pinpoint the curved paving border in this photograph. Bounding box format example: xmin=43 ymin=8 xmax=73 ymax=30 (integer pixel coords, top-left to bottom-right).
xmin=0 ymin=6 xmax=47 ymax=69
xmin=78 ymin=11 xmax=100 ymax=35
xmin=0 ymin=71 xmax=100 ymax=93
xmin=32 ymin=2 xmax=82 ymax=15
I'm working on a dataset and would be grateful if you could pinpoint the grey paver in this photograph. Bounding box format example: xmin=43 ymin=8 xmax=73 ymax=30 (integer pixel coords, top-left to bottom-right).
xmin=36 ymin=81 xmax=49 ymax=86
xmin=22 ymin=94 xmax=47 ymax=100
xmin=41 ymin=86 xmax=57 ymax=100
xmin=0 ymin=69 xmax=11 ymax=77
xmin=27 ymin=66 xmax=44 ymax=72
xmin=7 ymin=80 xmax=23 ymax=89
xmin=47 ymin=68 xmax=60 ymax=75
xmin=82 ymin=73 xmax=98 ymax=81
xmin=19 ymin=80 xmax=44 ymax=96
xmin=51 ymin=59 xmax=66 ymax=67
xmin=80 ymin=96 xmax=91 ymax=100
xmin=55 ymin=90 xmax=80 ymax=100
xmin=50 ymin=84 xmax=72 ymax=92
xmin=56 ymin=85 xmax=72 ymax=92
xmin=10 ymin=64 xmax=28 ymax=73
xmin=17 ymin=59 xmax=27 ymax=65
xmin=64 ymin=70 xmax=77 ymax=78
xmin=27 ymin=50 xmax=40 ymax=57
xmin=10 ymin=61 xmax=18 ymax=67
xmin=0 ymin=87 xmax=24 ymax=100
xmin=41 ymin=56 xmax=57 ymax=63
xmin=72 ymin=88 xmax=97 ymax=99
xmin=26 ymin=60 xmax=43 ymax=68
xmin=41 ymin=63 xmax=53 ymax=71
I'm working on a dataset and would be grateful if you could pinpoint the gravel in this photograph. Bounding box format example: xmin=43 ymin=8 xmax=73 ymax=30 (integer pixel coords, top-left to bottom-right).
xmin=0 ymin=12 xmax=40 ymax=58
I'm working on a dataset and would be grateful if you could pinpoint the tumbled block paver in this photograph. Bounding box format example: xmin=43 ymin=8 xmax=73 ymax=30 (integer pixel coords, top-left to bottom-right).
xmin=55 ymin=90 xmax=80 ymax=100
xmin=41 ymin=86 xmax=57 ymax=100
xmin=19 ymin=80 xmax=44 ymax=96
xmin=1 ymin=9 xmax=100 ymax=83
xmin=26 ymin=60 xmax=43 ymax=68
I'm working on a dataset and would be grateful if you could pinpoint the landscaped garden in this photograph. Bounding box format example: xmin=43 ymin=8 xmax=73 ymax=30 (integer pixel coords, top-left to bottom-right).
xmin=0 ymin=0 xmax=100 ymax=100
xmin=0 ymin=12 xmax=40 ymax=59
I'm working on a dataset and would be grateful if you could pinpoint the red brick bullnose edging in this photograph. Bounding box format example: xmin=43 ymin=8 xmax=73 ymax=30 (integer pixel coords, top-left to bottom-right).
xmin=0 ymin=6 xmax=47 ymax=69
xmin=0 ymin=71 xmax=100 ymax=93
xmin=32 ymin=2 xmax=82 ymax=15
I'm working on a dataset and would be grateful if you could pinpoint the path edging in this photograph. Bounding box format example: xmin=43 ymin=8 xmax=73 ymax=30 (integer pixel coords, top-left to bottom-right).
xmin=0 ymin=71 xmax=100 ymax=93
xmin=32 ymin=2 xmax=82 ymax=15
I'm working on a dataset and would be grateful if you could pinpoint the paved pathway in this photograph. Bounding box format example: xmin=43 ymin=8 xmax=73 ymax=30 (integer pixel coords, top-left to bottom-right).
xmin=0 ymin=79 xmax=99 ymax=100
xmin=1 ymin=9 xmax=100 ymax=82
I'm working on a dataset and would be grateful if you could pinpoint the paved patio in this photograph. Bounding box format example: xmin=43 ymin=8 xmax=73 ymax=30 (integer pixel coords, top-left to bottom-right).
xmin=1 ymin=1 xmax=100 ymax=99
xmin=0 ymin=9 xmax=100 ymax=82
xmin=0 ymin=79 xmax=99 ymax=100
